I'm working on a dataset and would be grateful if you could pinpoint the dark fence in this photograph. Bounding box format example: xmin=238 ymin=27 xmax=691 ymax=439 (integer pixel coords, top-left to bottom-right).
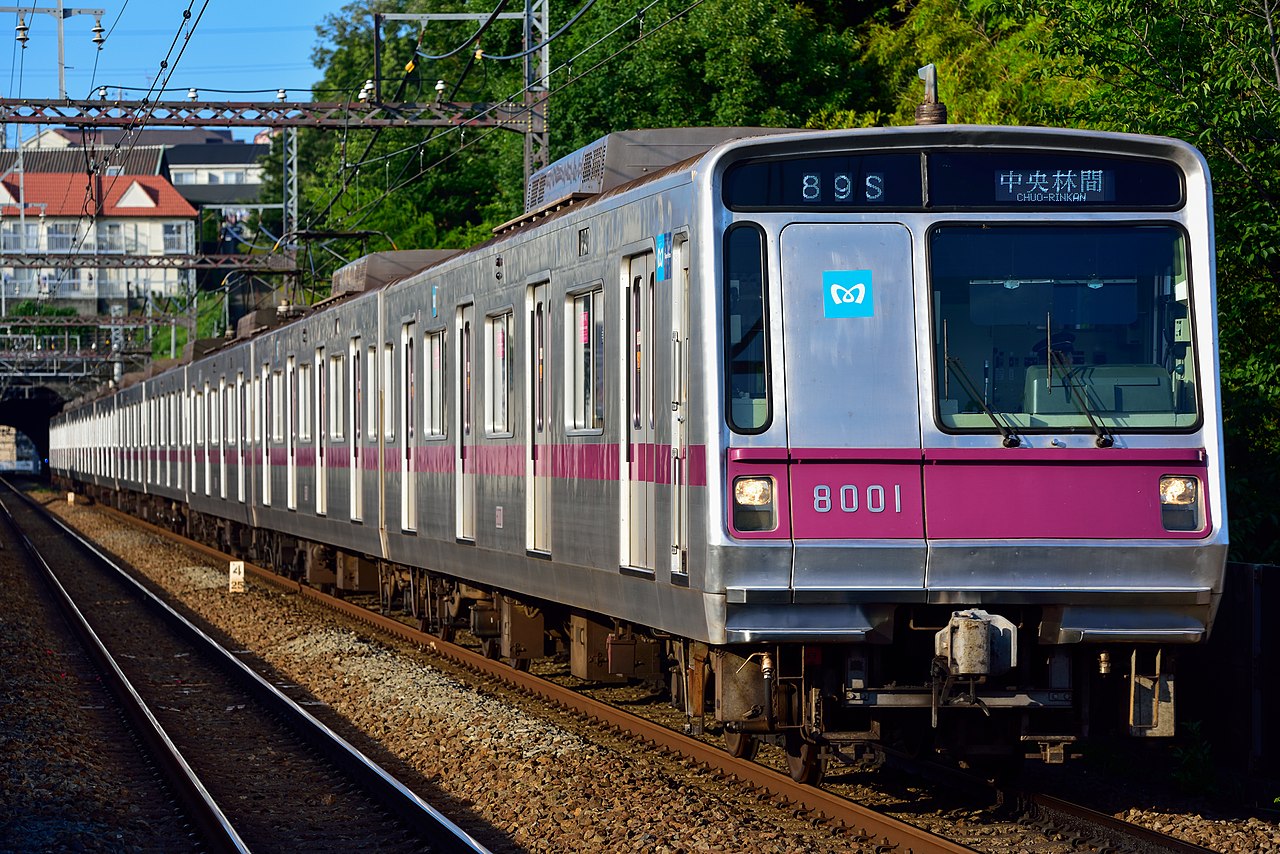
xmin=1179 ymin=561 xmax=1277 ymax=774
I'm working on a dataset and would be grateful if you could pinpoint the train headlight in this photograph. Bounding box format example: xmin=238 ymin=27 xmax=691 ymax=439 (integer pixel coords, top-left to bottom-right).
xmin=1159 ymin=475 xmax=1201 ymax=531
xmin=732 ymin=476 xmax=776 ymax=532
xmin=1158 ymin=476 xmax=1197 ymax=505
xmin=734 ymin=477 xmax=773 ymax=506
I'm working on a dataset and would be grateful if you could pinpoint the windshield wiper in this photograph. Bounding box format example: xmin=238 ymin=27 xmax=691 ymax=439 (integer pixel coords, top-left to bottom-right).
xmin=944 ymin=355 xmax=1021 ymax=447
xmin=1048 ymin=349 xmax=1115 ymax=448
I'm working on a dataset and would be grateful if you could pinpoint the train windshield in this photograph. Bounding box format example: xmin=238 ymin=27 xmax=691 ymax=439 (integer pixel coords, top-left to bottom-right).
xmin=929 ymin=224 xmax=1199 ymax=433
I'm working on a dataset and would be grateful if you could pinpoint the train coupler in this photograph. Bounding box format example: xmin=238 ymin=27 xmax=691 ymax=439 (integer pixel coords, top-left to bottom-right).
xmin=931 ymin=609 xmax=1018 ymax=727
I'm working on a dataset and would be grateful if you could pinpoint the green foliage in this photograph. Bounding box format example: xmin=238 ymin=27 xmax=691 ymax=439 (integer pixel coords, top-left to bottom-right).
xmin=150 ymin=318 xmax=187 ymax=361
xmin=256 ymin=1 xmax=527 ymax=289
xmin=1171 ymin=721 xmax=1216 ymax=795
xmin=551 ymin=0 xmax=866 ymax=151
xmin=284 ymin=0 xmax=875 ymax=283
xmin=812 ymin=0 xmax=1086 ymax=127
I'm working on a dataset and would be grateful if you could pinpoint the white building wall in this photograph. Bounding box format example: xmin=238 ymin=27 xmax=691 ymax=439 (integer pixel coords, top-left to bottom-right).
xmin=0 ymin=215 xmax=196 ymax=303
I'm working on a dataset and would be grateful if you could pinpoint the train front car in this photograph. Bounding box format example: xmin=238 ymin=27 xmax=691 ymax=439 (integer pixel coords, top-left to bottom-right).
xmin=703 ymin=126 xmax=1226 ymax=780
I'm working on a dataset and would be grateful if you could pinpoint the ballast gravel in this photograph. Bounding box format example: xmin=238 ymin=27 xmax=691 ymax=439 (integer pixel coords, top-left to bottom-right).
xmin=5 ymin=490 xmax=1279 ymax=853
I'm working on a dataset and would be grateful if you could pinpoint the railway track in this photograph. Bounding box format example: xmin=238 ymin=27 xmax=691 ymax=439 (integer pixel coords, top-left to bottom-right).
xmin=34 ymin=483 xmax=1230 ymax=854
xmin=0 ymin=479 xmax=489 ymax=854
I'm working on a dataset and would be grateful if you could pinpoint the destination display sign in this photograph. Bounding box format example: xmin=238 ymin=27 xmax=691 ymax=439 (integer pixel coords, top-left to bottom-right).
xmin=928 ymin=152 xmax=1183 ymax=208
xmin=722 ymin=150 xmax=1184 ymax=210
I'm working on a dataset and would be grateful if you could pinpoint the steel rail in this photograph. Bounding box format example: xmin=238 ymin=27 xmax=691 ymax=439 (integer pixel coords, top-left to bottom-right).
xmin=1023 ymin=791 xmax=1219 ymax=854
xmin=11 ymin=482 xmax=492 ymax=854
xmin=86 ymin=500 xmax=974 ymax=854
xmin=0 ymin=481 xmax=249 ymax=854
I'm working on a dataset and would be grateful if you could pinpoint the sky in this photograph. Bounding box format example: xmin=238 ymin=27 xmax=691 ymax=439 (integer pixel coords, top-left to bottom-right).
xmin=2 ymin=0 xmax=356 ymax=144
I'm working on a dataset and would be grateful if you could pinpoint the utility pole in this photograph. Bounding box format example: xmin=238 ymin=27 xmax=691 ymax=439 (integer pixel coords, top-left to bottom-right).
xmin=2 ymin=1 xmax=106 ymax=100
xmin=282 ymin=126 xmax=298 ymax=242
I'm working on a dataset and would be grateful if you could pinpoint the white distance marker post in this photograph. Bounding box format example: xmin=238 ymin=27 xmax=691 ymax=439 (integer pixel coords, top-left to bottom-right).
xmin=229 ymin=560 xmax=246 ymax=593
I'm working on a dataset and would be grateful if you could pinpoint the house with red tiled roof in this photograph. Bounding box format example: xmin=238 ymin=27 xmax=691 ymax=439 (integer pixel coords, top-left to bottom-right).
xmin=21 ymin=127 xmax=234 ymax=149
xmin=0 ymin=172 xmax=197 ymax=312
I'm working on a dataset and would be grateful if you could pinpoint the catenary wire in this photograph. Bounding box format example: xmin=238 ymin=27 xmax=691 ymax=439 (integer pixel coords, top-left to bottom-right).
xmin=416 ymin=0 xmax=510 ymax=61
xmin=315 ymin=0 xmax=707 ymax=238
xmin=473 ymin=0 xmax=599 ymax=62
xmin=300 ymin=0 xmax=681 ymax=235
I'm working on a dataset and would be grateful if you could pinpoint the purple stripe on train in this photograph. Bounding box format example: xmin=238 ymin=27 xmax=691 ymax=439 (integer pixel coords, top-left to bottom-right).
xmin=178 ymin=441 xmax=707 ymax=488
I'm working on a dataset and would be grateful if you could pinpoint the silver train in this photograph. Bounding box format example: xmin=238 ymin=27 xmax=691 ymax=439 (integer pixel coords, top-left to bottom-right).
xmin=50 ymin=124 xmax=1227 ymax=780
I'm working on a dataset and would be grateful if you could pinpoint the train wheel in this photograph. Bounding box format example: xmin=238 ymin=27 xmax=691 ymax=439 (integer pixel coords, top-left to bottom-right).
xmin=425 ymin=611 xmax=455 ymax=643
xmin=723 ymin=730 xmax=759 ymax=761
xmin=480 ymin=638 xmax=501 ymax=660
xmin=784 ymin=733 xmax=825 ymax=785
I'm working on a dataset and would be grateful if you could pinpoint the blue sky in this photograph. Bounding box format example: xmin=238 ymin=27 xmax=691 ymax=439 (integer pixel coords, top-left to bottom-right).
xmin=2 ymin=1 xmax=356 ymax=143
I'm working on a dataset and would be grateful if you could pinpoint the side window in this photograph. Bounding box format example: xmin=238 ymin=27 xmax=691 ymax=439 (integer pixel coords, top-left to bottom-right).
xmin=196 ymin=386 xmax=206 ymax=444
xmin=724 ymin=224 xmax=770 ymax=432
xmin=461 ymin=317 xmax=473 ymax=438
xmin=317 ymin=348 xmax=326 ymax=440
xmin=383 ymin=342 xmax=396 ymax=441
xmin=367 ymin=343 xmax=378 ymax=440
xmin=486 ymin=311 xmax=514 ymax=435
xmin=568 ymin=286 xmax=605 ymax=431
xmin=402 ymin=323 xmax=417 ymax=444
xmin=254 ymin=370 xmax=263 ymax=445
xmin=298 ymin=362 xmax=313 ymax=442
xmin=351 ymin=336 xmax=362 ymax=442
xmin=329 ymin=354 xmax=346 ymax=440
xmin=425 ymin=329 xmax=446 ymax=437
xmin=271 ymin=370 xmax=284 ymax=443
xmin=210 ymin=383 xmax=220 ymax=444
xmin=226 ymin=379 xmax=236 ymax=447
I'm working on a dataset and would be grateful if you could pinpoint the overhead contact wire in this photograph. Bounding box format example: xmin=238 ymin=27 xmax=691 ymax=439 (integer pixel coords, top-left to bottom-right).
xmin=324 ymin=0 xmax=707 ymax=236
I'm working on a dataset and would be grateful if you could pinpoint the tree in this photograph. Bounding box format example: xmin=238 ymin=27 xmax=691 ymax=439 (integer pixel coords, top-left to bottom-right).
xmin=805 ymin=0 xmax=1085 ymax=127
xmin=550 ymin=0 xmax=867 ymax=153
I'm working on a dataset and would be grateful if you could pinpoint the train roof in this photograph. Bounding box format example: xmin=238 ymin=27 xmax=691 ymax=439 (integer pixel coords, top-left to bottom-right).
xmin=508 ymin=127 xmax=788 ymax=229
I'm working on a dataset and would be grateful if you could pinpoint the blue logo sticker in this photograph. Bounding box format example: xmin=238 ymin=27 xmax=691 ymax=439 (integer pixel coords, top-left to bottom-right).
xmin=656 ymin=232 xmax=672 ymax=281
xmin=822 ymin=270 xmax=874 ymax=318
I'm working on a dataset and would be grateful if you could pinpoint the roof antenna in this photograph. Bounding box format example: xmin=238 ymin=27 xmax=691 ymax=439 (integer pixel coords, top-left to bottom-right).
xmin=915 ymin=64 xmax=948 ymax=125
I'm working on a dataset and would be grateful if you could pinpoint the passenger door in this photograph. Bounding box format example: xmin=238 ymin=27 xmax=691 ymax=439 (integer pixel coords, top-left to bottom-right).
xmin=402 ymin=322 xmax=417 ymax=531
xmin=670 ymin=238 xmax=690 ymax=579
xmin=778 ymin=223 xmax=926 ymax=593
xmin=456 ymin=304 xmax=476 ymax=541
xmin=623 ymin=253 xmax=657 ymax=571
xmin=286 ymin=357 xmax=297 ymax=510
xmin=349 ymin=339 xmax=362 ymax=521
xmin=528 ymin=283 xmax=552 ymax=553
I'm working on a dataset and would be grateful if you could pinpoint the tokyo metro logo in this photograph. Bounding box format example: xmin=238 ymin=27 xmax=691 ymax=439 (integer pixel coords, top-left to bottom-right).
xmin=822 ymin=270 xmax=874 ymax=318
